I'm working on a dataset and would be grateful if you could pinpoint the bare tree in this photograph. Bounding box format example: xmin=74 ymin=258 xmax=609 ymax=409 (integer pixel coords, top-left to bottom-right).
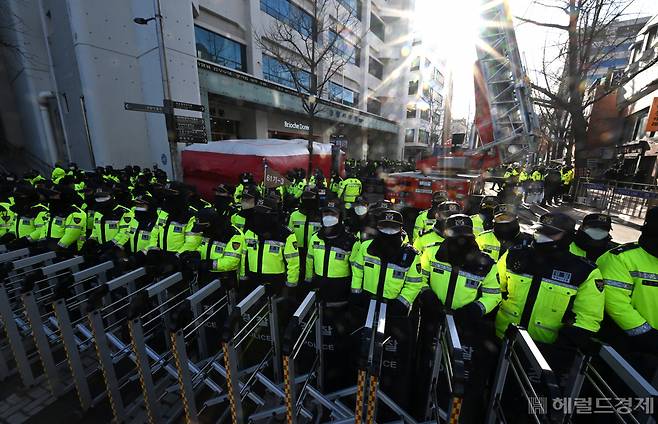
xmin=256 ymin=0 xmax=360 ymax=174
xmin=517 ymin=0 xmax=657 ymax=165
xmin=419 ymin=84 xmax=443 ymax=150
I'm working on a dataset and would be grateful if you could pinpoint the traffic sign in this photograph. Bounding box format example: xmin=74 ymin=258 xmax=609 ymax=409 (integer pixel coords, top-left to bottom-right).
xmin=163 ymin=99 xmax=205 ymax=112
xmin=174 ymin=114 xmax=207 ymax=143
xmin=124 ymin=102 xmax=165 ymax=114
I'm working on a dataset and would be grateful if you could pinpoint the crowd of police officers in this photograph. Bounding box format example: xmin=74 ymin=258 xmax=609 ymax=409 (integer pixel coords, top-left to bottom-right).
xmin=0 ymin=162 xmax=656 ymax=421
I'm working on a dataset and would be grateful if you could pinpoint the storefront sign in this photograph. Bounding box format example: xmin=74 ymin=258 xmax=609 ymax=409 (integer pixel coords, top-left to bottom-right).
xmin=646 ymin=97 xmax=658 ymax=132
xmin=284 ymin=120 xmax=310 ymax=132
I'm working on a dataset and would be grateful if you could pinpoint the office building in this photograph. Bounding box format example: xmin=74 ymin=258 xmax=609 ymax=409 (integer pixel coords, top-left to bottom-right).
xmin=0 ymin=0 xmax=445 ymax=176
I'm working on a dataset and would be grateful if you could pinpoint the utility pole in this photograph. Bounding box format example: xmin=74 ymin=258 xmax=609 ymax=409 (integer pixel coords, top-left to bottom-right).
xmin=153 ymin=0 xmax=182 ymax=180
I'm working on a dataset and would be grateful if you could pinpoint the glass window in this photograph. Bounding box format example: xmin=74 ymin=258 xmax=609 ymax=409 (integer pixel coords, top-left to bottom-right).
xmin=420 ymin=108 xmax=429 ymax=121
xmin=408 ymin=80 xmax=419 ymax=95
xmin=260 ymin=0 xmax=314 ymax=37
xmin=368 ymin=57 xmax=383 ymax=79
xmin=406 ymin=105 xmax=416 ymax=118
xmin=646 ymin=26 xmax=657 ymax=51
xmin=329 ymin=81 xmax=359 ymax=106
xmin=633 ymin=113 xmax=648 ymax=140
xmin=337 ymin=0 xmax=362 ymax=20
xmin=405 ymin=128 xmax=415 ymax=143
xmin=330 ymin=31 xmax=360 ymax=66
xmin=194 ymin=26 xmax=247 ymax=71
xmin=410 ymin=56 xmax=420 ymax=71
xmin=262 ymin=54 xmax=311 ymax=90
xmin=367 ymin=97 xmax=381 ymax=115
xmin=370 ymin=13 xmax=385 ymax=41
xmin=418 ymin=129 xmax=429 ymax=144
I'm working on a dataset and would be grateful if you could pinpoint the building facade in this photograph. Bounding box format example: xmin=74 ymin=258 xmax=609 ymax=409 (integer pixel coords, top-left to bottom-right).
xmin=615 ymin=14 xmax=658 ymax=184
xmin=586 ymin=16 xmax=650 ymax=85
xmin=0 ymin=0 xmax=442 ymax=177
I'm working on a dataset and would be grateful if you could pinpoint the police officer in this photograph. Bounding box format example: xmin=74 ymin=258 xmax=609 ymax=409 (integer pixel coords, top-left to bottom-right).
xmin=413 ymin=201 xmax=461 ymax=253
xmin=569 ymin=213 xmax=617 ymax=261
xmin=560 ymin=164 xmax=574 ymax=201
xmin=242 ymin=195 xmax=299 ymax=295
xmin=345 ymin=196 xmax=368 ymax=236
xmin=112 ymin=194 xmax=160 ymax=255
xmin=30 ymin=185 xmax=87 ymax=253
xmin=305 ymin=200 xmax=356 ymax=300
xmin=337 ymin=170 xmax=362 ymax=205
xmin=495 ymin=212 xmax=605 ymax=347
xmin=231 ymin=185 xmax=257 ymax=233
xmin=417 ymin=214 xmax=501 ymax=423
xmin=154 ymin=185 xmax=197 ymax=254
xmin=350 ymin=210 xmax=423 ymax=410
xmin=542 ymin=167 xmax=562 ymax=206
xmin=304 ymin=200 xmax=356 ymax=390
xmin=470 ymin=195 xmax=498 ymax=236
xmin=351 ymin=210 xmax=423 ymax=312
xmin=597 ymin=207 xmax=658 ymax=361
xmin=2 ymin=183 xmax=45 ymax=247
xmin=233 ymin=172 xmax=255 ymax=205
xmin=412 ymin=191 xmax=447 ymax=241
xmin=87 ymin=189 xmax=132 ymax=253
xmin=420 ymin=214 xmax=501 ymax=317
xmin=179 ymin=207 xmax=244 ymax=286
xmin=476 ymin=204 xmax=532 ymax=262
xmin=288 ymin=188 xmax=321 ymax=283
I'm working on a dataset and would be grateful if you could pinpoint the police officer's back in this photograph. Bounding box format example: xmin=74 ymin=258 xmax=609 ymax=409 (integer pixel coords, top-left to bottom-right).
xmin=412 ymin=191 xmax=447 ymax=241
xmin=413 ymin=201 xmax=461 ymax=253
xmin=597 ymin=207 xmax=658 ymax=365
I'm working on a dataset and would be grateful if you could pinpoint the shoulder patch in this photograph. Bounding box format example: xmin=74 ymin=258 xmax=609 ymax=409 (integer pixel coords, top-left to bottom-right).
xmin=73 ymin=217 xmax=81 ymax=224
xmin=232 ymin=241 xmax=241 ymax=250
xmin=416 ymin=263 xmax=422 ymax=273
xmin=292 ymin=241 xmax=298 ymax=250
xmin=610 ymin=242 xmax=640 ymax=255
xmin=595 ymin=279 xmax=605 ymax=293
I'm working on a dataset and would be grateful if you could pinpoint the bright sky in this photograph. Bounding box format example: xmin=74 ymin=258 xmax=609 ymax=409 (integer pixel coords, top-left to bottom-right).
xmin=415 ymin=0 xmax=657 ymax=120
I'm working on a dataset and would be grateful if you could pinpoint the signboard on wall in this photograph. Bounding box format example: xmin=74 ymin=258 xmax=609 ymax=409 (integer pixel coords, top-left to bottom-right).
xmin=646 ymin=97 xmax=658 ymax=132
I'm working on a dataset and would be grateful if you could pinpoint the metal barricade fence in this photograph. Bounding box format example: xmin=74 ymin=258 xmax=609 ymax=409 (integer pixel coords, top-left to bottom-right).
xmin=574 ymin=178 xmax=658 ymax=219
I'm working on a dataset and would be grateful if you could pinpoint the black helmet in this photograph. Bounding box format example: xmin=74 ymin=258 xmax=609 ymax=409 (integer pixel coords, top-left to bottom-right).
xmin=431 ymin=191 xmax=448 ymax=207
xmin=435 ymin=201 xmax=462 ymax=220
xmin=538 ymin=212 xmax=576 ymax=235
xmin=377 ymin=210 xmax=403 ymax=226
xmin=581 ymin=213 xmax=612 ymax=232
xmin=444 ymin=214 xmax=474 ymax=238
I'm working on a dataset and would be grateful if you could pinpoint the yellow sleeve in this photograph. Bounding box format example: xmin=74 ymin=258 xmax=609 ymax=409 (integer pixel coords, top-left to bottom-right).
xmin=497 ymin=250 xmax=509 ymax=295
xmin=58 ymin=213 xmax=86 ymax=249
xmin=212 ymin=233 xmax=244 ymax=272
xmin=398 ymin=253 xmax=424 ymax=308
xmin=598 ymin=252 xmax=648 ymax=334
xmin=284 ymin=233 xmax=300 ymax=287
xmin=305 ymin=236 xmax=315 ymax=282
xmin=350 ymin=242 xmax=365 ymax=293
xmin=179 ymin=218 xmax=201 ymax=253
xmin=572 ymin=268 xmax=605 ymax=333
xmin=475 ymin=263 xmax=502 ymax=315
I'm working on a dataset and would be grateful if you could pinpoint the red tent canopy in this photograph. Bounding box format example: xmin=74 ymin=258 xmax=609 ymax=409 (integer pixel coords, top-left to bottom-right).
xmin=182 ymin=139 xmax=341 ymax=199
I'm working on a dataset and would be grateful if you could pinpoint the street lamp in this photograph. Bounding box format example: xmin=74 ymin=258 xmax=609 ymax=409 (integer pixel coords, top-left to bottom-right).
xmin=133 ymin=15 xmax=160 ymax=25
xmin=133 ymin=5 xmax=181 ymax=181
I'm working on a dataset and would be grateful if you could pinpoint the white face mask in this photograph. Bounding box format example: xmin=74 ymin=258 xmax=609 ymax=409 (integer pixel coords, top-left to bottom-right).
xmin=379 ymin=227 xmax=401 ymax=235
xmin=584 ymin=227 xmax=609 ymax=240
xmin=95 ymin=196 xmax=111 ymax=203
xmin=533 ymin=233 xmax=554 ymax=244
xmin=134 ymin=206 xmax=148 ymax=212
xmin=322 ymin=215 xmax=339 ymax=227
xmin=355 ymin=205 xmax=368 ymax=216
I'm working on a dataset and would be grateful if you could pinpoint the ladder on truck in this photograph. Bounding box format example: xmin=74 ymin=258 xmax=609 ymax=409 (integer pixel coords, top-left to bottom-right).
xmin=475 ymin=0 xmax=540 ymax=163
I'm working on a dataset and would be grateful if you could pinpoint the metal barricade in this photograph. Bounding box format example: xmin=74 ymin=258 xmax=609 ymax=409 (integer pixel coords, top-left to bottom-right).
xmin=561 ymin=343 xmax=657 ymax=424
xmin=167 ymin=278 xmax=238 ymax=423
xmin=0 ymin=251 xmax=58 ymax=385
xmin=222 ymin=285 xmax=308 ymax=423
xmin=20 ymin=255 xmax=84 ymax=397
xmin=423 ymin=312 xmax=466 ymax=424
xmin=52 ymin=260 xmax=114 ymax=411
xmin=574 ymin=177 xmax=658 ymax=218
xmin=485 ymin=325 xmax=562 ymax=424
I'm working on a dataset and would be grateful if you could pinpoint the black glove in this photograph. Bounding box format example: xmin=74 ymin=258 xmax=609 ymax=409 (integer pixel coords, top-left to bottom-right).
xmin=558 ymin=325 xmax=599 ymax=354
xmin=198 ymin=259 xmax=212 ymax=272
xmin=452 ymin=302 xmax=483 ymax=322
xmin=631 ymin=328 xmax=658 ymax=353
xmin=387 ymin=298 xmax=411 ymax=317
